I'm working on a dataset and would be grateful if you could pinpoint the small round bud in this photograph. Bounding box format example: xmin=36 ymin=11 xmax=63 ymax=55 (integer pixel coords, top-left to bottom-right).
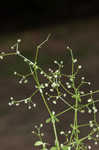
xmin=94 ymin=141 xmax=98 ymax=145
xmin=68 ymin=130 xmax=71 ymax=134
xmin=73 ymin=59 xmax=77 ymax=63
xmin=88 ymin=145 xmax=91 ymax=149
xmin=52 ymin=111 xmax=55 ymax=115
xmin=53 ymin=101 xmax=57 ymax=104
xmin=24 ymin=80 xmax=28 ymax=84
xmin=60 ymin=61 xmax=63 ymax=64
xmin=81 ymin=77 xmax=85 ymax=80
xmin=88 ymin=109 xmax=92 ymax=114
xmin=16 ymin=50 xmax=20 ymax=55
xmin=16 ymin=103 xmax=20 ymax=106
xmin=40 ymin=124 xmax=43 ymax=128
xmin=17 ymin=39 xmax=21 ymax=43
xmin=0 ymin=56 xmax=3 ymax=60
xmin=10 ymin=97 xmax=14 ymax=100
xmin=28 ymin=105 xmax=32 ymax=109
xmin=60 ymin=131 xmax=64 ymax=135
xmin=11 ymin=46 xmax=14 ymax=50
xmin=45 ymin=83 xmax=48 ymax=87
xmin=25 ymin=100 xmax=28 ymax=104
xmin=88 ymin=82 xmax=91 ymax=85
xmin=8 ymin=102 xmax=12 ymax=106
xmin=87 ymin=99 xmax=92 ymax=103
xmin=63 ymin=93 xmax=66 ymax=97
xmin=14 ymin=72 xmax=17 ymax=75
xmin=54 ymin=60 xmax=57 ymax=64
xmin=78 ymin=65 xmax=82 ymax=69
xmin=33 ymin=103 xmax=36 ymax=107
xmin=67 ymin=46 xmax=70 ymax=50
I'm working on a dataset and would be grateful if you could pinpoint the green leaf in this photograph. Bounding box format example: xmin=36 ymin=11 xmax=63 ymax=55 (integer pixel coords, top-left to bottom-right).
xmin=46 ymin=118 xmax=51 ymax=123
xmin=50 ymin=146 xmax=57 ymax=150
xmin=34 ymin=141 xmax=43 ymax=146
xmin=62 ymin=146 xmax=70 ymax=150
xmin=55 ymin=117 xmax=59 ymax=122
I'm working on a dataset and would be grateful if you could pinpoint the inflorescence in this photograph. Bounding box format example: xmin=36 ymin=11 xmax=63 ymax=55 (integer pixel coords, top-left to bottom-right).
xmin=0 ymin=35 xmax=99 ymax=150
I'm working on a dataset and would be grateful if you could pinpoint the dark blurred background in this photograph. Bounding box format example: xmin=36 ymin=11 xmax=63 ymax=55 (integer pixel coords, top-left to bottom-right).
xmin=0 ymin=1 xmax=99 ymax=150
xmin=0 ymin=1 xmax=99 ymax=31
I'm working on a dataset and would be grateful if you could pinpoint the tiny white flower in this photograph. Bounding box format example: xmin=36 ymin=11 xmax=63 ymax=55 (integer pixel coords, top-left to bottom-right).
xmin=96 ymin=134 xmax=99 ymax=138
xmin=89 ymin=121 xmax=92 ymax=124
xmin=81 ymin=77 xmax=85 ymax=80
xmin=11 ymin=101 xmax=14 ymax=105
xmin=80 ymin=91 xmax=84 ymax=94
xmin=45 ymin=92 xmax=48 ymax=95
xmin=25 ymin=100 xmax=28 ymax=104
xmin=10 ymin=97 xmax=14 ymax=100
xmin=1 ymin=52 xmax=5 ymax=54
xmin=29 ymin=62 xmax=34 ymax=65
xmin=14 ymin=71 xmax=17 ymax=75
xmin=0 ymin=56 xmax=3 ymax=60
xmin=63 ymin=93 xmax=66 ymax=97
xmin=54 ymin=75 xmax=58 ymax=78
xmin=88 ymin=109 xmax=92 ymax=114
xmin=41 ymin=133 xmax=44 ymax=136
xmin=16 ymin=50 xmax=20 ymax=55
xmin=50 ymin=89 xmax=54 ymax=92
xmin=80 ymin=110 xmax=85 ymax=113
xmin=73 ymin=59 xmax=77 ymax=63
xmin=53 ymin=101 xmax=57 ymax=104
xmin=11 ymin=46 xmax=14 ymax=49
xmin=40 ymin=71 xmax=44 ymax=75
xmin=70 ymin=78 xmax=73 ymax=82
xmin=89 ymin=121 xmax=93 ymax=127
xmin=40 ymin=123 xmax=43 ymax=128
xmin=60 ymin=61 xmax=63 ymax=64
xmin=94 ymin=109 xmax=98 ymax=113
xmin=32 ymin=131 xmax=35 ymax=134
xmin=66 ymin=82 xmax=69 ymax=85
xmin=94 ymin=141 xmax=98 ymax=145
xmin=47 ymin=97 xmax=50 ymax=101
xmin=28 ymin=105 xmax=32 ymax=109
xmin=17 ymin=39 xmax=21 ymax=43
xmin=33 ymin=103 xmax=36 ymax=107
xmin=68 ymin=147 xmax=71 ymax=150
xmin=88 ymin=82 xmax=91 ymax=85
xmin=60 ymin=131 xmax=64 ymax=135
xmin=39 ymin=89 xmax=43 ymax=93
xmin=16 ymin=103 xmax=20 ymax=106
xmin=68 ymin=130 xmax=71 ymax=134
xmin=60 ymin=144 xmax=63 ymax=147
xmin=67 ymin=85 xmax=71 ymax=89
xmin=52 ymin=111 xmax=55 ymax=115
xmin=56 ymin=96 xmax=59 ymax=99
xmin=24 ymin=79 xmax=28 ymax=84
xmin=90 ymin=124 xmax=93 ymax=127
xmin=93 ymin=128 xmax=97 ymax=132
xmin=19 ymin=80 xmax=22 ymax=84
xmin=51 ymin=82 xmax=57 ymax=88
xmin=88 ymin=145 xmax=91 ymax=149
xmin=88 ymin=99 xmax=92 ymax=103
xmin=8 ymin=102 xmax=12 ymax=106
xmin=78 ymin=65 xmax=82 ymax=69
xmin=45 ymin=83 xmax=48 ymax=87
xmin=34 ymin=125 xmax=38 ymax=128
xmin=67 ymin=46 xmax=70 ymax=49
xmin=54 ymin=60 xmax=57 ymax=64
